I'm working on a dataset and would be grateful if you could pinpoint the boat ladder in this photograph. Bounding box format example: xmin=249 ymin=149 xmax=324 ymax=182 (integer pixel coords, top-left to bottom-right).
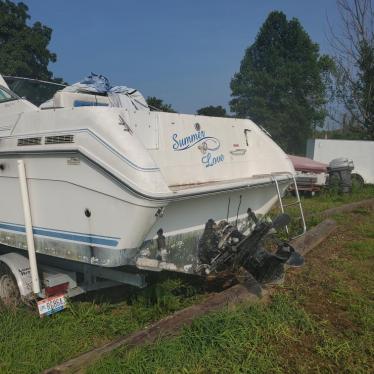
xmin=272 ymin=174 xmax=307 ymax=239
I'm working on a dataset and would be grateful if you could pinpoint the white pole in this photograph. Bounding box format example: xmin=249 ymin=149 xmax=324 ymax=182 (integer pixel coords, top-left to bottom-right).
xmin=17 ymin=160 xmax=40 ymax=294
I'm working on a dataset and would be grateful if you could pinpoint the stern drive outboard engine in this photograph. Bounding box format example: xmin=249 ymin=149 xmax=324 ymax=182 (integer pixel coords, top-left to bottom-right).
xmin=327 ymin=158 xmax=354 ymax=193
xmin=198 ymin=209 xmax=304 ymax=285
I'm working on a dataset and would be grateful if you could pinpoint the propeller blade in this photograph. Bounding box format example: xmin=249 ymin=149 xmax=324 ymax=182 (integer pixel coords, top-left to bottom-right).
xmin=272 ymin=213 xmax=291 ymax=230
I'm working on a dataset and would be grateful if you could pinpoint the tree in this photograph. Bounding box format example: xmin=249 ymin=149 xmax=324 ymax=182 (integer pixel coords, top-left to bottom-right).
xmin=146 ymin=96 xmax=176 ymax=112
xmin=196 ymin=105 xmax=227 ymax=117
xmin=0 ymin=0 xmax=60 ymax=81
xmin=230 ymin=11 xmax=333 ymax=154
xmin=328 ymin=0 xmax=374 ymax=139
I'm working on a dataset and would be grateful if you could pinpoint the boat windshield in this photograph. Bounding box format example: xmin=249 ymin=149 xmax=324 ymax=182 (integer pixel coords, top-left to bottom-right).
xmin=3 ymin=76 xmax=67 ymax=106
xmin=0 ymin=85 xmax=18 ymax=103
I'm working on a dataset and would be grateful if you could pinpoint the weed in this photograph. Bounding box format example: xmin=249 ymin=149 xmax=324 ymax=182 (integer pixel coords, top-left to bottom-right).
xmin=0 ymin=186 xmax=373 ymax=373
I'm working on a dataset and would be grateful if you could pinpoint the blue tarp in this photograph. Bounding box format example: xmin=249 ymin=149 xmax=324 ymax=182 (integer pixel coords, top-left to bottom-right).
xmin=64 ymin=73 xmax=148 ymax=110
xmin=74 ymin=73 xmax=132 ymax=94
xmin=79 ymin=73 xmax=111 ymax=93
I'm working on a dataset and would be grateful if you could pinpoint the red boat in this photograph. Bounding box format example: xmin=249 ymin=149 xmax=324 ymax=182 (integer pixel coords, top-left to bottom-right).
xmin=288 ymin=155 xmax=328 ymax=194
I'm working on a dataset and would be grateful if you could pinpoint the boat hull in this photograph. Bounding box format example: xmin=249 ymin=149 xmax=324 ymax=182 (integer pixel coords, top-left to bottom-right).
xmin=135 ymin=181 xmax=289 ymax=273
xmin=0 ymin=154 xmax=290 ymax=273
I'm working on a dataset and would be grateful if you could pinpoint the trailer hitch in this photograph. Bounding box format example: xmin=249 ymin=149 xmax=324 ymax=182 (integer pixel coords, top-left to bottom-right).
xmin=198 ymin=209 xmax=304 ymax=284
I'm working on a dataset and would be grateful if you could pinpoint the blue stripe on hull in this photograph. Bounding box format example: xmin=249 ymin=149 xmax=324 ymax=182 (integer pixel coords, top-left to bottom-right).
xmin=0 ymin=222 xmax=119 ymax=247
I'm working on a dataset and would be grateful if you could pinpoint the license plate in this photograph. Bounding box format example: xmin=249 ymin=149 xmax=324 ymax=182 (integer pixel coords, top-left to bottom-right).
xmin=37 ymin=294 xmax=67 ymax=317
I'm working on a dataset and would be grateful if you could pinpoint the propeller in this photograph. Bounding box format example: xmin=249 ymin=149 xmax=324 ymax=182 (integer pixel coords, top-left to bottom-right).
xmin=271 ymin=213 xmax=291 ymax=230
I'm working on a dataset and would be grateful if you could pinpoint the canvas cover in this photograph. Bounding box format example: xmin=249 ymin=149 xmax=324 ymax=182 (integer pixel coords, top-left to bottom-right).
xmin=63 ymin=73 xmax=149 ymax=111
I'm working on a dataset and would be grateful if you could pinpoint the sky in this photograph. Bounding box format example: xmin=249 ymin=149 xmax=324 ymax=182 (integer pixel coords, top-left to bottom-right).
xmin=23 ymin=0 xmax=340 ymax=114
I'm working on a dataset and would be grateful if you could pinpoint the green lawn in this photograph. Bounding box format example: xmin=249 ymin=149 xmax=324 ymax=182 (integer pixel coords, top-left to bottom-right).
xmin=296 ymin=184 xmax=374 ymax=216
xmin=0 ymin=186 xmax=373 ymax=373
xmin=89 ymin=194 xmax=374 ymax=373
xmin=0 ymin=277 xmax=205 ymax=374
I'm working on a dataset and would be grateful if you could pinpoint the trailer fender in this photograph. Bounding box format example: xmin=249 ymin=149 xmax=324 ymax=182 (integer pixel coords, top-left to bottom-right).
xmin=0 ymin=252 xmax=33 ymax=297
xmin=351 ymin=172 xmax=365 ymax=188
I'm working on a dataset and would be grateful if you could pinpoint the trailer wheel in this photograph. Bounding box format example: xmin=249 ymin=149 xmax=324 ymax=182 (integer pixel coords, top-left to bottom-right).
xmin=352 ymin=173 xmax=364 ymax=190
xmin=0 ymin=262 xmax=21 ymax=307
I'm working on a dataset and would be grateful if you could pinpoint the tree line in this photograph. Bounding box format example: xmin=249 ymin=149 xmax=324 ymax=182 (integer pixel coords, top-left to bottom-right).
xmin=0 ymin=0 xmax=373 ymax=154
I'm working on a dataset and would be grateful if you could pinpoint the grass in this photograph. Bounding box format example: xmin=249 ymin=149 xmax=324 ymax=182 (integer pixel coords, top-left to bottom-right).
xmin=277 ymin=184 xmax=374 ymax=237
xmin=0 ymin=277 xmax=204 ymax=374
xmin=88 ymin=187 xmax=374 ymax=374
xmin=0 ymin=186 xmax=373 ymax=373
xmin=87 ymin=293 xmax=318 ymax=374
xmin=86 ymin=294 xmax=311 ymax=374
xmin=300 ymin=184 xmax=374 ymax=216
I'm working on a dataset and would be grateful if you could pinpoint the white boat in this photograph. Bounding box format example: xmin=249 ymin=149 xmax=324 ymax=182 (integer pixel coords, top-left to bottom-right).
xmin=0 ymin=74 xmax=301 ymax=278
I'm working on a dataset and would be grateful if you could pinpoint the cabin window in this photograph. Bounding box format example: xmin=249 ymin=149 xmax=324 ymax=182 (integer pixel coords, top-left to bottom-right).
xmin=3 ymin=77 xmax=65 ymax=106
xmin=0 ymin=87 xmax=14 ymax=103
